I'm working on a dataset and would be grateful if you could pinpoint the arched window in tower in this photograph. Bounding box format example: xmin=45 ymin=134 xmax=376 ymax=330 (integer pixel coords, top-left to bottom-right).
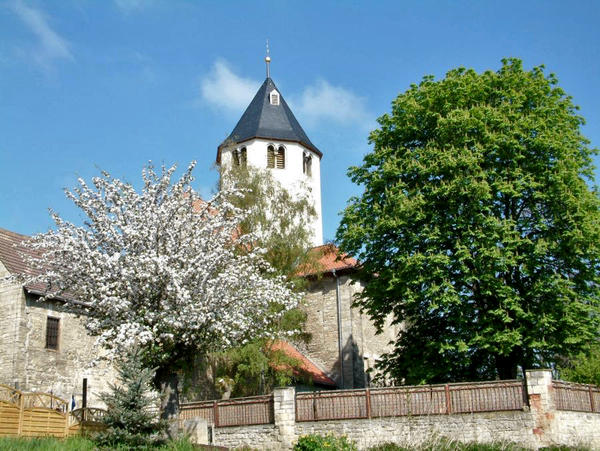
xmin=276 ymin=146 xmax=285 ymax=169
xmin=240 ymin=147 xmax=247 ymax=167
xmin=232 ymin=147 xmax=247 ymax=167
xmin=303 ymin=152 xmax=312 ymax=177
xmin=267 ymin=145 xmax=275 ymax=168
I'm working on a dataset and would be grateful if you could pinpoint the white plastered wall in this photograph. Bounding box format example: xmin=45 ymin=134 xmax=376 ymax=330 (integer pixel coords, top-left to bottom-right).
xmin=220 ymin=138 xmax=323 ymax=246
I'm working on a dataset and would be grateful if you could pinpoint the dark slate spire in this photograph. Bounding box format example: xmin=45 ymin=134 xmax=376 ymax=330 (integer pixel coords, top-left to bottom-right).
xmin=217 ymin=77 xmax=322 ymax=161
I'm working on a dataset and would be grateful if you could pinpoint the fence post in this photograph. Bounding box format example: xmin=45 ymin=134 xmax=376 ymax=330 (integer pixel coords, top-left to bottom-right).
xmin=17 ymin=391 xmax=24 ymax=436
xmin=445 ymin=384 xmax=452 ymax=414
xmin=64 ymin=407 xmax=70 ymax=438
xmin=525 ymin=369 xmax=554 ymax=447
xmin=273 ymin=387 xmax=296 ymax=449
xmin=213 ymin=401 xmax=219 ymax=428
xmin=590 ymin=386 xmax=596 ymax=413
xmin=366 ymin=388 xmax=371 ymax=419
xmin=82 ymin=379 xmax=87 ymax=422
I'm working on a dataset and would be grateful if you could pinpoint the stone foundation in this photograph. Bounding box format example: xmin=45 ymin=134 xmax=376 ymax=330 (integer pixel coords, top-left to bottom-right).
xmin=199 ymin=372 xmax=600 ymax=450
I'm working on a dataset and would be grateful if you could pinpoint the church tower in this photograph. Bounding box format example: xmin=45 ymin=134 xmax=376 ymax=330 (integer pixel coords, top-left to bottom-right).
xmin=216 ymin=53 xmax=323 ymax=246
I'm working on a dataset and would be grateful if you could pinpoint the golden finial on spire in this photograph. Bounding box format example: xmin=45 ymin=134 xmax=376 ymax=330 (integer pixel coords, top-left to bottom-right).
xmin=265 ymin=39 xmax=271 ymax=78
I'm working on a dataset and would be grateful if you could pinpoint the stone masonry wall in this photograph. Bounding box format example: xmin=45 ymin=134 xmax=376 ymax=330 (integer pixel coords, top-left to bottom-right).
xmin=206 ymin=374 xmax=600 ymax=450
xmin=302 ymin=274 xmax=400 ymax=389
xmin=295 ymin=412 xmax=537 ymax=449
xmin=552 ymin=411 xmax=600 ymax=448
xmin=213 ymin=424 xmax=280 ymax=449
xmin=0 ymin=261 xmax=23 ymax=391
xmin=0 ymin=272 xmax=117 ymax=407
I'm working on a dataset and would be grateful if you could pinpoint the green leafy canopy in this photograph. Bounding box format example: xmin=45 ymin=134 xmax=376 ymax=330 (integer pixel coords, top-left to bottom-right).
xmin=337 ymin=58 xmax=600 ymax=383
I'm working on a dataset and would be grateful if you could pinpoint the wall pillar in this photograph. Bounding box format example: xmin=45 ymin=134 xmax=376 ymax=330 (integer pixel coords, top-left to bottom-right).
xmin=273 ymin=387 xmax=296 ymax=450
xmin=525 ymin=369 xmax=555 ymax=446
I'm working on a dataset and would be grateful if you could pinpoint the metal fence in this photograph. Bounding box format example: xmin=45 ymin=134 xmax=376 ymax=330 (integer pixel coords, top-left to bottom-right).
xmin=295 ymin=380 xmax=526 ymax=422
xmin=553 ymin=380 xmax=600 ymax=413
xmin=179 ymin=394 xmax=274 ymax=427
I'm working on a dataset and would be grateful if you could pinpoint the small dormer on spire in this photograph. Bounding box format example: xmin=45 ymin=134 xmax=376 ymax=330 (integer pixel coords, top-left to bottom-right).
xmin=265 ymin=40 xmax=271 ymax=78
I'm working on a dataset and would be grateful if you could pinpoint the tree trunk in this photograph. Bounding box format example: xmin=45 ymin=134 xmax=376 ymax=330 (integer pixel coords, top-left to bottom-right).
xmin=156 ymin=368 xmax=180 ymax=439
xmin=495 ymin=354 xmax=518 ymax=380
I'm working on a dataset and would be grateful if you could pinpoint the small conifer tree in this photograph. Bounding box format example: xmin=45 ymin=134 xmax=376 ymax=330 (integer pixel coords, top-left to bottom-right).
xmin=96 ymin=347 xmax=166 ymax=448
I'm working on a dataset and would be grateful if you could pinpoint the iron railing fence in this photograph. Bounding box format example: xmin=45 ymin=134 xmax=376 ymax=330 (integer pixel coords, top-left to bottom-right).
xmin=179 ymin=394 xmax=274 ymax=427
xmin=295 ymin=380 xmax=526 ymax=422
xmin=553 ymin=380 xmax=600 ymax=413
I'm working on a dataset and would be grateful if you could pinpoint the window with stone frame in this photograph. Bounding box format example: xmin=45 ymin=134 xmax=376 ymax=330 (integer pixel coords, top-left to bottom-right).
xmin=45 ymin=316 xmax=59 ymax=350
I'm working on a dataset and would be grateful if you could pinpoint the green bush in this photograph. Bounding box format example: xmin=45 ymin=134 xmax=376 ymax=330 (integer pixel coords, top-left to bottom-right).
xmin=294 ymin=433 xmax=357 ymax=451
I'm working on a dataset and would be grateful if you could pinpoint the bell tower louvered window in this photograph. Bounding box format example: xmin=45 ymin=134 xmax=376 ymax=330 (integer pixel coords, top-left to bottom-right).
xmin=240 ymin=147 xmax=247 ymax=167
xmin=276 ymin=146 xmax=285 ymax=169
xmin=233 ymin=147 xmax=247 ymax=167
xmin=303 ymin=153 xmax=312 ymax=177
xmin=267 ymin=145 xmax=275 ymax=168
xmin=267 ymin=145 xmax=285 ymax=169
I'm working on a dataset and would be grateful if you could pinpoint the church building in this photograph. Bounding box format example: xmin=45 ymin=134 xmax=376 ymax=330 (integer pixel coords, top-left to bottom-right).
xmin=216 ymin=54 xmax=399 ymax=389
xmin=0 ymin=54 xmax=398 ymax=402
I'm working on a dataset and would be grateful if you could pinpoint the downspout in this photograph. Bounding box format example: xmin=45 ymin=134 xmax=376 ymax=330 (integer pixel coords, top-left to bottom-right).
xmin=333 ymin=269 xmax=344 ymax=389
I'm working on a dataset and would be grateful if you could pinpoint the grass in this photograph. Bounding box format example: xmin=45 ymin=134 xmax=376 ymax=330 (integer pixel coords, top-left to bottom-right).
xmin=0 ymin=436 xmax=199 ymax=450
xmin=366 ymin=438 xmax=592 ymax=451
xmin=0 ymin=436 xmax=592 ymax=451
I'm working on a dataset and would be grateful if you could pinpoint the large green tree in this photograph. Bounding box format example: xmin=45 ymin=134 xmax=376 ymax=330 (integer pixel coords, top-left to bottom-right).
xmin=337 ymin=58 xmax=600 ymax=383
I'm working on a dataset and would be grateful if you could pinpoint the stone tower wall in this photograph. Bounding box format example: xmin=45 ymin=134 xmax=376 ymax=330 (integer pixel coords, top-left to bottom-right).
xmin=220 ymin=138 xmax=323 ymax=246
xmin=302 ymin=273 xmax=399 ymax=389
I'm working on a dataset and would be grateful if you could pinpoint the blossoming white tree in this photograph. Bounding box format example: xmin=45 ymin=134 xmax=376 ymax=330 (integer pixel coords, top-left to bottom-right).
xmin=22 ymin=162 xmax=300 ymax=429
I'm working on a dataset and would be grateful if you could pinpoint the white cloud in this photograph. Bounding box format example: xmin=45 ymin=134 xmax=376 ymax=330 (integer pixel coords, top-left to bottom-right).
xmin=290 ymin=80 xmax=372 ymax=127
xmin=200 ymin=59 xmax=260 ymax=113
xmin=114 ymin=0 xmax=155 ymax=13
xmin=11 ymin=1 xmax=72 ymax=68
xmin=199 ymin=59 xmax=372 ymax=129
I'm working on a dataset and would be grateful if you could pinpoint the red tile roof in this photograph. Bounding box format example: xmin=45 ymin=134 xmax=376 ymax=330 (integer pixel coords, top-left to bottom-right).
xmin=296 ymin=243 xmax=358 ymax=277
xmin=0 ymin=227 xmax=72 ymax=300
xmin=0 ymin=227 xmax=39 ymax=278
xmin=271 ymin=340 xmax=336 ymax=387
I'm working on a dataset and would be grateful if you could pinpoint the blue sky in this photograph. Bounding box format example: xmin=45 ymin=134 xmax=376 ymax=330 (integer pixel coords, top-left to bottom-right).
xmin=1 ymin=0 xmax=599 ymax=242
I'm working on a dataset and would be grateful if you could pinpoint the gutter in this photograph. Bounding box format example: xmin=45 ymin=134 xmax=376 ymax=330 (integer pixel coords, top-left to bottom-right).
xmin=333 ymin=268 xmax=344 ymax=389
xmin=24 ymin=287 xmax=88 ymax=307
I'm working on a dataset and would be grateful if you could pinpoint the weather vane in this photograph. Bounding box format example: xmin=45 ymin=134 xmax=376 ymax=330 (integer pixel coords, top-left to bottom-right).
xmin=265 ymin=39 xmax=271 ymax=78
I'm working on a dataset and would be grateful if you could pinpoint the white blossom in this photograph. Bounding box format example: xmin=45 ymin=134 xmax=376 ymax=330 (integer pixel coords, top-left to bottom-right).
xmin=22 ymin=162 xmax=300 ymax=367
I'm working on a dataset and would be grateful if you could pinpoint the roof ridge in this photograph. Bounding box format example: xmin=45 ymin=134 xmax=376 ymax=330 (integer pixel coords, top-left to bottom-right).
xmin=0 ymin=227 xmax=29 ymax=239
